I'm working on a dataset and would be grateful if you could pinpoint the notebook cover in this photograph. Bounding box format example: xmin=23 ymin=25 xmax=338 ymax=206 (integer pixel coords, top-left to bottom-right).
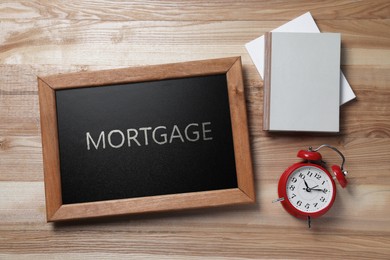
xmin=263 ymin=32 xmax=340 ymax=132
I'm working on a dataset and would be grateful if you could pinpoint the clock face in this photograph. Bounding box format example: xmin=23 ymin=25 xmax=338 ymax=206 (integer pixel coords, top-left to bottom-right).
xmin=286 ymin=165 xmax=334 ymax=214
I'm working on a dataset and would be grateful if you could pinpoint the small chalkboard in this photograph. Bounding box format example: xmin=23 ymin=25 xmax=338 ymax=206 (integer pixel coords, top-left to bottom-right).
xmin=38 ymin=57 xmax=255 ymax=222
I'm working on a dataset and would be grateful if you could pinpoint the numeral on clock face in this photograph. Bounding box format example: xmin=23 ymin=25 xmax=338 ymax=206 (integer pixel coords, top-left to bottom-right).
xmin=286 ymin=166 xmax=333 ymax=213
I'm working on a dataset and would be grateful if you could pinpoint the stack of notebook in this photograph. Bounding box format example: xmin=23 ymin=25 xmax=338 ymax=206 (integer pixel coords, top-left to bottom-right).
xmin=245 ymin=12 xmax=356 ymax=133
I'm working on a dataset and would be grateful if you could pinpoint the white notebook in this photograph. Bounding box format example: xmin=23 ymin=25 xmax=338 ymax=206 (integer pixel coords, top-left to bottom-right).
xmin=263 ymin=32 xmax=341 ymax=132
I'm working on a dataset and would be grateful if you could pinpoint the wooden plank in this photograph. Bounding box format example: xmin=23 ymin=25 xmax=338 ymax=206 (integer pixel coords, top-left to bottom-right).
xmin=0 ymin=0 xmax=389 ymax=21
xmin=0 ymin=227 xmax=389 ymax=259
xmin=1 ymin=180 xmax=390 ymax=232
xmin=0 ymin=20 xmax=389 ymax=66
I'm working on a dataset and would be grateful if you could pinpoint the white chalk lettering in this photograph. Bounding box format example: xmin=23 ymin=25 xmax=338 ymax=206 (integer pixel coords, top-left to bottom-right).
xmin=86 ymin=131 xmax=106 ymax=150
xmin=108 ymin=130 xmax=125 ymax=148
xmin=169 ymin=125 xmax=185 ymax=143
xmin=184 ymin=123 xmax=200 ymax=142
xmin=202 ymin=122 xmax=213 ymax=141
xmin=139 ymin=127 xmax=152 ymax=145
xmin=86 ymin=122 xmax=213 ymax=150
xmin=152 ymin=126 xmax=167 ymax=145
xmin=127 ymin=129 xmax=141 ymax=147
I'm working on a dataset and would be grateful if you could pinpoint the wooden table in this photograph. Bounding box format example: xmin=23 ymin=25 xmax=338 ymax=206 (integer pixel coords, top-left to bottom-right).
xmin=1 ymin=1 xmax=389 ymax=259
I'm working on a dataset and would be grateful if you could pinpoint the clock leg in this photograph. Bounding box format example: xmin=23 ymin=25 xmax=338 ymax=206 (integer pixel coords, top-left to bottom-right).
xmin=307 ymin=216 xmax=311 ymax=228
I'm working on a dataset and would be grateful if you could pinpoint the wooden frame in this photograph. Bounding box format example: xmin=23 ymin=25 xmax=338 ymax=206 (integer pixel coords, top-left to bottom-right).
xmin=38 ymin=57 xmax=255 ymax=222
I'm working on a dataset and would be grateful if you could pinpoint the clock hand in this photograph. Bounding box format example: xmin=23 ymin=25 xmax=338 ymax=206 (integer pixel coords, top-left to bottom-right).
xmin=311 ymin=188 xmax=326 ymax=193
xmin=309 ymin=185 xmax=318 ymax=189
xmin=303 ymin=179 xmax=311 ymax=192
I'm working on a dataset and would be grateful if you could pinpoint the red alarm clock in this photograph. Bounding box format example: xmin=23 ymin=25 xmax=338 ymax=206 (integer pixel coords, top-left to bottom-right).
xmin=274 ymin=144 xmax=348 ymax=228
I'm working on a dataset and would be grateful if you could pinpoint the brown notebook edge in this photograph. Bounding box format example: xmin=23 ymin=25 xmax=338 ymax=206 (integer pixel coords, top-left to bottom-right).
xmin=263 ymin=32 xmax=272 ymax=130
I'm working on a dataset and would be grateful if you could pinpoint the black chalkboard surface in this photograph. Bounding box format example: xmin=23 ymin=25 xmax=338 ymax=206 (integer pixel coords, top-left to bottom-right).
xmin=56 ymin=74 xmax=237 ymax=204
xmin=38 ymin=57 xmax=255 ymax=221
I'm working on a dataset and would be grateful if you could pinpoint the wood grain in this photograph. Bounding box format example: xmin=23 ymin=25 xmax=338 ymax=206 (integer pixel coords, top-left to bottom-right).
xmin=40 ymin=57 xmax=238 ymax=89
xmin=1 ymin=0 xmax=390 ymax=259
xmin=226 ymin=57 xmax=256 ymax=201
xmin=37 ymin=78 xmax=62 ymax=220
xmin=1 ymin=0 xmax=389 ymax=20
